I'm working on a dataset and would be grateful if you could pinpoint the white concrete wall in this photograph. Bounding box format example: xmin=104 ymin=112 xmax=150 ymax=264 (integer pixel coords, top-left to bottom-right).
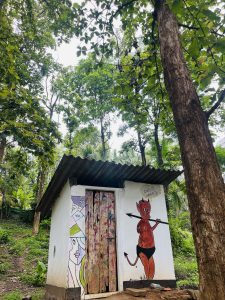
xmin=47 ymin=181 xmax=71 ymax=287
xmin=117 ymin=181 xmax=175 ymax=288
xmin=47 ymin=180 xmax=175 ymax=292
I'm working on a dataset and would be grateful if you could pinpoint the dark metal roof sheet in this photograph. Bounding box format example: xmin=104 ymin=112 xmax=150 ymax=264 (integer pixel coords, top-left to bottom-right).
xmin=36 ymin=155 xmax=182 ymax=216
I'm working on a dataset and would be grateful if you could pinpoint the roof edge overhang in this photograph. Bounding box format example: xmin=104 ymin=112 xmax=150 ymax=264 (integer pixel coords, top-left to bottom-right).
xmin=36 ymin=155 xmax=182 ymax=216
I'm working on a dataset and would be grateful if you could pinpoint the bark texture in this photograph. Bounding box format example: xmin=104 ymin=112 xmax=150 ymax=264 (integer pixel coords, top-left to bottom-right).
xmin=32 ymin=211 xmax=41 ymax=235
xmin=157 ymin=2 xmax=225 ymax=299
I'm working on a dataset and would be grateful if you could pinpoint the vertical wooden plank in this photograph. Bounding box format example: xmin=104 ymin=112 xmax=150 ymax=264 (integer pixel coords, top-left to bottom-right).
xmin=99 ymin=192 xmax=109 ymax=292
xmin=107 ymin=192 xmax=117 ymax=292
xmin=93 ymin=191 xmax=100 ymax=293
xmin=85 ymin=190 xmax=92 ymax=294
xmin=87 ymin=191 xmax=100 ymax=294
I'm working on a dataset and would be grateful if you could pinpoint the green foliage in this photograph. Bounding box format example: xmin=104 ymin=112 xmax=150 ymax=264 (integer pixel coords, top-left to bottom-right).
xmin=0 ymin=219 xmax=49 ymax=296
xmin=9 ymin=240 xmax=26 ymax=256
xmin=215 ymin=145 xmax=225 ymax=172
xmin=168 ymin=180 xmax=188 ymax=215
xmin=72 ymin=0 xmax=225 ymax=147
xmin=0 ymin=228 xmax=10 ymax=244
xmin=175 ymin=256 xmax=199 ymax=288
xmin=2 ymin=291 xmax=23 ymax=300
xmin=169 ymin=212 xmax=195 ymax=256
xmin=0 ymin=262 xmax=11 ymax=274
xmin=56 ymin=54 xmax=115 ymax=159
xmin=40 ymin=218 xmax=51 ymax=230
xmin=20 ymin=261 xmax=47 ymax=287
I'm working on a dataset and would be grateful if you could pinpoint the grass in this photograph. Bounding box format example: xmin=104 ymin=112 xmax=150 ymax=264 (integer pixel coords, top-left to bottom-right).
xmin=2 ymin=291 xmax=23 ymax=300
xmin=0 ymin=219 xmax=49 ymax=299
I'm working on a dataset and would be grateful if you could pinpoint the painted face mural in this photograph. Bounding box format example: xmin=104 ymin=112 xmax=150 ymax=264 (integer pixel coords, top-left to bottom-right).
xmin=124 ymin=199 xmax=160 ymax=279
xmin=68 ymin=196 xmax=86 ymax=292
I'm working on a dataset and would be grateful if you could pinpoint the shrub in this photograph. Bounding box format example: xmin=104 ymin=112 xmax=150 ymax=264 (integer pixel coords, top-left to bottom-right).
xmin=175 ymin=255 xmax=199 ymax=288
xmin=40 ymin=218 xmax=51 ymax=230
xmin=20 ymin=261 xmax=47 ymax=287
xmin=169 ymin=212 xmax=195 ymax=256
xmin=0 ymin=228 xmax=10 ymax=244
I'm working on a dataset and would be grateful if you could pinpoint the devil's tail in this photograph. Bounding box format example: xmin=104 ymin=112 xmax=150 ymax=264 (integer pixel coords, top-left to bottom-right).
xmin=124 ymin=252 xmax=139 ymax=266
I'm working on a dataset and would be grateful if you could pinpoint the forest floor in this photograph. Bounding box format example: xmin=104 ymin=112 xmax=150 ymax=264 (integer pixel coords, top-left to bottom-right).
xmin=0 ymin=219 xmax=48 ymax=299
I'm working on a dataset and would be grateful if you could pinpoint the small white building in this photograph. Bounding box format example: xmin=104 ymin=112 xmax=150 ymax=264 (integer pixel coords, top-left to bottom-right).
xmin=36 ymin=155 xmax=181 ymax=300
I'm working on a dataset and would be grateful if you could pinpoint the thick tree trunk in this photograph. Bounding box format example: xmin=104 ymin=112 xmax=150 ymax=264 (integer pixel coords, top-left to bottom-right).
xmin=157 ymin=2 xmax=225 ymax=299
xmin=137 ymin=130 xmax=146 ymax=166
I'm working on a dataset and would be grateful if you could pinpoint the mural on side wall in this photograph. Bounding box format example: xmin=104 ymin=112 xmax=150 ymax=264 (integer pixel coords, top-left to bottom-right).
xmin=124 ymin=199 xmax=168 ymax=279
xmin=68 ymin=196 xmax=86 ymax=291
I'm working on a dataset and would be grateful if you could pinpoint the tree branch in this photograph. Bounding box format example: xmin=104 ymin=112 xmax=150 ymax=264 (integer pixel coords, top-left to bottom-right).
xmin=178 ymin=23 xmax=199 ymax=30
xmin=110 ymin=0 xmax=137 ymax=22
xmin=206 ymin=89 xmax=225 ymax=119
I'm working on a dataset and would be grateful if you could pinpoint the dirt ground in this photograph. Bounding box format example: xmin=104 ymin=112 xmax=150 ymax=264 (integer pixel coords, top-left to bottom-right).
xmin=96 ymin=289 xmax=199 ymax=300
xmin=0 ymin=253 xmax=44 ymax=298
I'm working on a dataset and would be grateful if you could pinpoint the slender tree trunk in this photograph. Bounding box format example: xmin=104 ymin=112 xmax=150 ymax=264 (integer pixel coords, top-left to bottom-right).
xmin=157 ymin=2 xmax=225 ymax=299
xmin=153 ymin=123 xmax=163 ymax=168
xmin=153 ymin=124 xmax=170 ymax=210
xmin=0 ymin=138 xmax=6 ymax=219
xmin=32 ymin=211 xmax=41 ymax=235
xmin=0 ymin=190 xmax=5 ymax=219
xmin=32 ymin=166 xmax=46 ymax=235
xmin=137 ymin=130 xmax=146 ymax=166
xmin=100 ymin=117 xmax=106 ymax=160
xmin=0 ymin=137 xmax=6 ymax=163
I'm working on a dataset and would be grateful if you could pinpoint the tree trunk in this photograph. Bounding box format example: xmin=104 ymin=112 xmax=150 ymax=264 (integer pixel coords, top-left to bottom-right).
xmin=32 ymin=166 xmax=46 ymax=235
xmin=32 ymin=211 xmax=41 ymax=235
xmin=137 ymin=130 xmax=146 ymax=166
xmin=153 ymin=123 xmax=163 ymax=168
xmin=157 ymin=2 xmax=225 ymax=299
xmin=0 ymin=137 xmax=6 ymax=163
xmin=100 ymin=117 xmax=107 ymax=160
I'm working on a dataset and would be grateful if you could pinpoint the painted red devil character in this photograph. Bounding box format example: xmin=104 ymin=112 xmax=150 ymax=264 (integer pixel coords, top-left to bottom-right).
xmin=124 ymin=199 xmax=160 ymax=279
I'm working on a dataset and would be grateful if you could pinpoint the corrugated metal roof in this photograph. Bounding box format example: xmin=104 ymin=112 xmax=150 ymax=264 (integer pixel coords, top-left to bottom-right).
xmin=36 ymin=155 xmax=182 ymax=216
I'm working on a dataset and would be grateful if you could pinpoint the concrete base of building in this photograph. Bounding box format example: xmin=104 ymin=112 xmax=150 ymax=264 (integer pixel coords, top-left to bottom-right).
xmin=123 ymin=279 xmax=177 ymax=290
xmin=45 ymin=285 xmax=81 ymax=300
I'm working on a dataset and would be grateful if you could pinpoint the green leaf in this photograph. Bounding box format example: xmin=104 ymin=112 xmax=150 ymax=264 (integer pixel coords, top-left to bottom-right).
xmin=189 ymin=39 xmax=199 ymax=58
xmin=214 ymin=38 xmax=225 ymax=52
xmin=202 ymin=9 xmax=220 ymax=22
xmin=171 ymin=0 xmax=183 ymax=14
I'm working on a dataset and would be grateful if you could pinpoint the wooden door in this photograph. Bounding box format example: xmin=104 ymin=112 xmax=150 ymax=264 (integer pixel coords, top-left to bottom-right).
xmin=85 ymin=190 xmax=117 ymax=294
